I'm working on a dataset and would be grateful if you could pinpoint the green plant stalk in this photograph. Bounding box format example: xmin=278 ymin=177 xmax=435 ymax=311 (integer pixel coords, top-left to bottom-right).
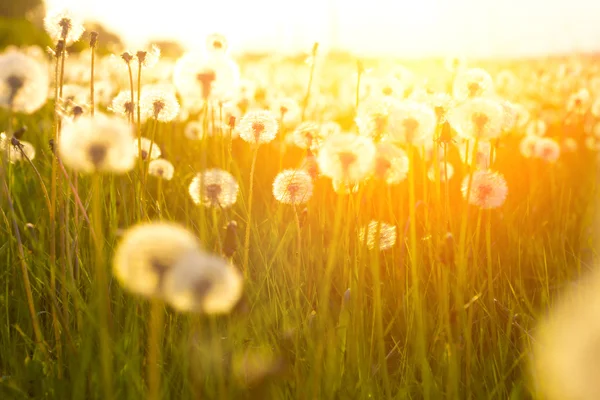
xmin=2 ymin=174 xmax=46 ymax=356
xmin=147 ymin=299 xmax=164 ymax=400
xmin=241 ymin=146 xmax=259 ymax=277
xmin=92 ymin=174 xmax=113 ymax=400
xmin=136 ymin=61 xmax=144 ymax=220
xmin=408 ymin=146 xmax=431 ymax=398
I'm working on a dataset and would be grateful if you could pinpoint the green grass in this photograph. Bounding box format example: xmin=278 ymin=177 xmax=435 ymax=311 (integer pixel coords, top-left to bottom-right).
xmin=0 ymin=52 xmax=598 ymax=400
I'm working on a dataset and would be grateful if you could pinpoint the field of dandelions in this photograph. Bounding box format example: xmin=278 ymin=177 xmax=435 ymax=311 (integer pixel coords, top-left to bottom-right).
xmin=1 ymin=9 xmax=600 ymax=400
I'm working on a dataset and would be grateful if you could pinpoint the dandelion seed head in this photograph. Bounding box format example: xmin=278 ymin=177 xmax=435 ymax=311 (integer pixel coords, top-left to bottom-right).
xmin=44 ymin=9 xmax=84 ymax=45
xmin=0 ymin=50 xmax=49 ymax=114
xmin=388 ymin=100 xmax=437 ymax=145
xmin=163 ymin=251 xmax=243 ymax=314
xmin=140 ymin=87 xmax=179 ymax=122
xmin=358 ymin=221 xmax=397 ymax=251
xmin=206 ymin=33 xmax=229 ymax=55
xmin=531 ymin=269 xmax=600 ymax=400
xmin=272 ymin=169 xmax=313 ymax=205
xmin=110 ymin=90 xmax=136 ymax=119
xmin=534 ymin=137 xmax=561 ymax=163
xmin=58 ymin=113 xmax=136 ymax=174
xmin=461 ymin=170 xmax=508 ymax=209
xmin=373 ymin=142 xmax=409 ymax=184
xmin=135 ymin=137 xmax=161 ymax=161
xmin=174 ymin=52 xmax=240 ymax=102
xmin=113 ymin=222 xmax=200 ymax=298
xmin=427 ymin=162 xmax=454 ymax=182
xmin=448 ymin=98 xmax=506 ymax=140
xmin=0 ymin=133 xmax=36 ymax=163
xmin=317 ymin=133 xmax=376 ymax=182
xmin=238 ymin=110 xmax=278 ymax=144
xmin=292 ymin=121 xmax=322 ymax=150
xmin=148 ymin=159 xmax=175 ymax=180
xmin=189 ymin=169 xmax=239 ymax=208
xmin=519 ymin=135 xmax=539 ymax=158
xmin=453 ymin=68 xmax=495 ymax=101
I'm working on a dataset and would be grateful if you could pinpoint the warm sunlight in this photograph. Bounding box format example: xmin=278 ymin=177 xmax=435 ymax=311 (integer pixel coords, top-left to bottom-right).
xmin=4 ymin=0 xmax=600 ymax=399
xmin=45 ymin=0 xmax=600 ymax=56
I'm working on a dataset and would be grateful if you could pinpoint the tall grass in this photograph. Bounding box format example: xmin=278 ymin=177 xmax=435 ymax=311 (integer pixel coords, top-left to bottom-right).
xmin=0 ymin=49 xmax=597 ymax=400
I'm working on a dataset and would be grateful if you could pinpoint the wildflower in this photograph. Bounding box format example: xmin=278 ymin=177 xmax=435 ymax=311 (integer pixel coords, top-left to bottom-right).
xmin=272 ymin=169 xmax=313 ymax=205
xmin=189 ymin=169 xmax=239 ymax=208
xmin=148 ymin=159 xmax=175 ymax=180
xmin=173 ymin=51 xmax=240 ymax=102
xmin=237 ymin=110 xmax=278 ymax=145
xmin=530 ymin=268 xmax=600 ymax=400
xmin=373 ymin=142 xmax=409 ymax=184
xmin=206 ymin=33 xmax=229 ymax=55
xmin=163 ymin=250 xmax=243 ymax=314
xmin=317 ymin=133 xmax=376 ymax=182
xmin=134 ymin=137 xmax=161 ymax=161
xmin=456 ymin=140 xmax=495 ymax=169
xmin=388 ymin=100 xmax=437 ymax=145
xmin=113 ymin=222 xmax=200 ymax=298
xmin=0 ymin=133 xmax=35 ymax=163
xmin=300 ymin=152 xmax=319 ymax=178
xmin=534 ymin=137 xmax=561 ymax=163
xmin=519 ymin=135 xmax=539 ymax=158
xmin=427 ymin=161 xmax=454 ymax=182
xmin=320 ymin=121 xmax=342 ymax=137
xmin=44 ymin=9 xmax=84 ymax=45
xmin=0 ymin=50 xmax=49 ymax=114
xmin=58 ymin=113 xmax=136 ymax=174
xmin=358 ymin=221 xmax=397 ymax=251
xmin=140 ymin=87 xmax=180 ymax=122
xmin=461 ymin=170 xmax=508 ymax=209
xmin=452 ymin=68 xmax=495 ymax=101
xmin=447 ymin=98 xmax=506 ymax=140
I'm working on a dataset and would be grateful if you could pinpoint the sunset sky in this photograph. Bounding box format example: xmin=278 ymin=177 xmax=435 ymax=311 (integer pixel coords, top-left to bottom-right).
xmin=45 ymin=0 xmax=600 ymax=57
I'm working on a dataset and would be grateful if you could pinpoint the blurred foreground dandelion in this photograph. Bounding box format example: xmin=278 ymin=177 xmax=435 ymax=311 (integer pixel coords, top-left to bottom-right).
xmin=317 ymin=133 xmax=376 ymax=182
xmin=163 ymin=250 xmax=243 ymax=314
xmin=358 ymin=221 xmax=397 ymax=251
xmin=113 ymin=222 xmax=201 ymax=298
xmin=189 ymin=169 xmax=239 ymax=208
xmin=531 ymin=268 xmax=600 ymax=400
xmin=272 ymin=169 xmax=313 ymax=205
xmin=58 ymin=113 xmax=136 ymax=173
xmin=0 ymin=50 xmax=49 ymax=114
xmin=461 ymin=170 xmax=508 ymax=209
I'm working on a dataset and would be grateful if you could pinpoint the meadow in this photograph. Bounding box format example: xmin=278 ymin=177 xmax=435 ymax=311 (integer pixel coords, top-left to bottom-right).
xmin=1 ymin=9 xmax=599 ymax=400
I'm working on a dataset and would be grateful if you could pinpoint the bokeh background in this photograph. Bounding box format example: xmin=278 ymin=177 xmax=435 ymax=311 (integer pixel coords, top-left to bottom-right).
xmin=2 ymin=0 xmax=600 ymax=57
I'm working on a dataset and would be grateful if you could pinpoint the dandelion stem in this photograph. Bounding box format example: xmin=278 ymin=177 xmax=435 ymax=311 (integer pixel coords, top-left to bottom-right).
xmin=147 ymin=299 xmax=164 ymax=400
xmin=2 ymin=173 xmax=46 ymax=356
xmin=92 ymin=174 xmax=113 ymax=400
xmin=408 ymin=145 xmax=431 ymax=398
xmin=242 ymin=146 xmax=259 ymax=277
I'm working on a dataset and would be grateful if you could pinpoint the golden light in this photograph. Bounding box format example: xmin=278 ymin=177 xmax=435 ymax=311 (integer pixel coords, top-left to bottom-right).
xmin=45 ymin=0 xmax=600 ymax=56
